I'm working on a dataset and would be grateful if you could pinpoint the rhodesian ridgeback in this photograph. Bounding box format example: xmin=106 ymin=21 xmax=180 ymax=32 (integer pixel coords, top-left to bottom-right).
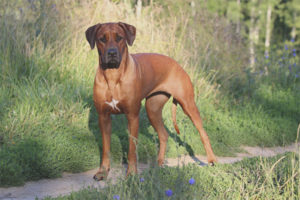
xmin=85 ymin=22 xmax=217 ymax=180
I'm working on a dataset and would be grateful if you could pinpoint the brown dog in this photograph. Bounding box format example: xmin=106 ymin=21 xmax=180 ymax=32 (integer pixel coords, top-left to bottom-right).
xmin=85 ymin=22 xmax=217 ymax=180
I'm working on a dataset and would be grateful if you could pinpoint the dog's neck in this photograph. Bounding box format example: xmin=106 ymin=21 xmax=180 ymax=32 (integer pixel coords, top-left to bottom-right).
xmin=99 ymin=49 xmax=131 ymax=92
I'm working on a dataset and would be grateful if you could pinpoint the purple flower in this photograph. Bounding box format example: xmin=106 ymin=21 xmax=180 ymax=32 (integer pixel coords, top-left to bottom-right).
xmin=293 ymin=49 xmax=296 ymax=52
xmin=293 ymin=52 xmax=296 ymax=57
xmin=189 ymin=178 xmax=195 ymax=185
xmin=265 ymin=55 xmax=269 ymax=59
xmin=281 ymin=56 xmax=285 ymax=60
xmin=291 ymin=38 xmax=295 ymax=43
xmin=140 ymin=178 xmax=144 ymax=182
xmin=289 ymin=65 xmax=292 ymax=72
xmin=113 ymin=195 xmax=120 ymax=200
xmin=296 ymin=74 xmax=299 ymax=78
xmin=285 ymin=45 xmax=288 ymax=50
xmin=294 ymin=63 xmax=297 ymax=67
xmin=165 ymin=189 xmax=173 ymax=197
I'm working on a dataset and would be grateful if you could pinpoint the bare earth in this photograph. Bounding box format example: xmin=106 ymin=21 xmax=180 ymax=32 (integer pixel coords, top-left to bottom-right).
xmin=0 ymin=143 xmax=299 ymax=200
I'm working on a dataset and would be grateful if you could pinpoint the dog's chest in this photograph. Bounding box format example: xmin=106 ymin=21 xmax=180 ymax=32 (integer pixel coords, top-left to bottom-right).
xmin=93 ymin=80 xmax=128 ymax=114
xmin=104 ymin=98 xmax=121 ymax=112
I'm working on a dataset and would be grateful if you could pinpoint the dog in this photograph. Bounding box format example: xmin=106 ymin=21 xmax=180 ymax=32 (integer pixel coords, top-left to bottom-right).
xmin=85 ymin=22 xmax=217 ymax=180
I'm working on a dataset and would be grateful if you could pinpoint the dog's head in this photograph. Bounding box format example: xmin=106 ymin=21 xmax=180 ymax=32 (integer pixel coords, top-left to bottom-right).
xmin=85 ymin=22 xmax=136 ymax=70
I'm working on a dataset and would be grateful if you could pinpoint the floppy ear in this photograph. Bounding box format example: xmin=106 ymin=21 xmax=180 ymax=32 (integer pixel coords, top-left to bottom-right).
xmin=118 ymin=22 xmax=136 ymax=46
xmin=85 ymin=23 xmax=101 ymax=49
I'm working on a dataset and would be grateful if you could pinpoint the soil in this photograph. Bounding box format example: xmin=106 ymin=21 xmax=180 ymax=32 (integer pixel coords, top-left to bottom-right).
xmin=0 ymin=143 xmax=298 ymax=200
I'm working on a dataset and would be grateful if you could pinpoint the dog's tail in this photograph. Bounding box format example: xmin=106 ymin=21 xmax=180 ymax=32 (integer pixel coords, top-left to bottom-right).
xmin=172 ymin=98 xmax=180 ymax=135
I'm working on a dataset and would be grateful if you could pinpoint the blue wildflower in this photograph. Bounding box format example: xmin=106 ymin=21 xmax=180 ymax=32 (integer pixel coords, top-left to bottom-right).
xmin=113 ymin=195 xmax=120 ymax=200
xmin=296 ymin=74 xmax=299 ymax=78
xmin=140 ymin=178 xmax=144 ymax=182
xmin=294 ymin=63 xmax=296 ymax=67
xmin=293 ymin=49 xmax=296 ymax=52
xmin=291 ymin=38 xmax=295 ymax=43
xmin=289 ymin=65 xmax=292 ymax=72
xmin=265 ymin=55 xmax=269 ymax=59
xmin=189 ymin=178 xmax=195 ymax=185
xmin=281 ymin=56 xmax=285 ymax=60
xmin=165 ymin=189 xmax=173 ymax=197
xmin=293 ymin=52 xmax=296 ymax=57
xmin=284 ymin=45 xmax=288 ymax=50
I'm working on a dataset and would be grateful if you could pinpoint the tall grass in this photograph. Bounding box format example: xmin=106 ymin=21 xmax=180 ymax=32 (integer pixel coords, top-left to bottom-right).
xmin=0 ymin=0 xmax=299 ymax=186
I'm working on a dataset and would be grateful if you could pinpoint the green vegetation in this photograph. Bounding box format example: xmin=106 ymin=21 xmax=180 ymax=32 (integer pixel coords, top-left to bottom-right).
xmin=46 ymin=152 xmax=300 ymax=199
xmin=0 ymin=0 xmax=299 ymax=187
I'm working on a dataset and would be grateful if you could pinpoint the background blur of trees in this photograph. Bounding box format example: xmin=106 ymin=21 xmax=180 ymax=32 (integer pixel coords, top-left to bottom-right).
xmin=134 ymin=0 xmax=299 ymax=67
xmin=2 ymin=0 xmax=298 ymax=64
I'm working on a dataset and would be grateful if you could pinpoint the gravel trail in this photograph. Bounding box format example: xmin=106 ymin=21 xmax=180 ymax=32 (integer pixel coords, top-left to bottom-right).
xmin=0 ymin=143 xmax=298 ymax=200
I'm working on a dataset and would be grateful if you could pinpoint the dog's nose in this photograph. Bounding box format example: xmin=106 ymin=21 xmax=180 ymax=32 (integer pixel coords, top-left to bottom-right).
xmin=107 ymin=48 xmax=118 ymax=57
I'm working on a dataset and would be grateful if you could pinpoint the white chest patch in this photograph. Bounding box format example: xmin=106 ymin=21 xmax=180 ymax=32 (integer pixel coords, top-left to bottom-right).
xmin=105 ymin=99 xmax=120 ymax=111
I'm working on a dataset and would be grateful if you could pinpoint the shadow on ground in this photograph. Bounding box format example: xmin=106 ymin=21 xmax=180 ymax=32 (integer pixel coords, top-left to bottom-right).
xmin=86 ymin=96 xmax=199 ymax=167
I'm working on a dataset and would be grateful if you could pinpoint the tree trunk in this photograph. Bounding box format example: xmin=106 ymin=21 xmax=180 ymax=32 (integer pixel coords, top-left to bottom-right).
xmin=191 ymin=1 xmax=196 ymax=17
xmin=291 ymin=11 xmax=296 ymax=40
xmin=264 ymin=3 xmax=272 ymax=57
xmin=249 ymin=0 xmax=260 ymax=69
xmin=136 ymin=0 xmax=142 ymax=19
xmin=236 ymin=0 xmax=241 ymax=34
xmin=249 ymin=1 xmax=256 ymax=69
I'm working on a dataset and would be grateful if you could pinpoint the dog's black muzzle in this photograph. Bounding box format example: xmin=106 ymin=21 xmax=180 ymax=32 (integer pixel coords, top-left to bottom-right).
xmin=101 ymin=47 xmax=121 ymax=70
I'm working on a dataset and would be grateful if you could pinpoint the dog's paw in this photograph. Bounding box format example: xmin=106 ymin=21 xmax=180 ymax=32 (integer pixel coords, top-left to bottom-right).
xmin=93 ymin=169 xmax=109 ymax=181
xmin=126 ymin=166 xmax=137 ymax=177
xmin=93 ymin=173 xmax=106 ymax=181
xmin=207 ymin=155 xmax=217 ymax=165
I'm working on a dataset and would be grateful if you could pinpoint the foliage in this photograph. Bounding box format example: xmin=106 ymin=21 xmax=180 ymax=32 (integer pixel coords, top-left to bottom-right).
xmin=198 ymin=0 xmax=300 ymax=47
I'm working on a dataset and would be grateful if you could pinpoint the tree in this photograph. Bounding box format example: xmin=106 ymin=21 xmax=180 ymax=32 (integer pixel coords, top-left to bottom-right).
xmin=263 ymin=0 xmax=280 ymax=57
xmin=285 ymin=0 xmax=300 ymax=42
xmin=249 ymin=0 xmax=261 ymax=69
xmin=227 ymin=0 xmax=242 ymax=34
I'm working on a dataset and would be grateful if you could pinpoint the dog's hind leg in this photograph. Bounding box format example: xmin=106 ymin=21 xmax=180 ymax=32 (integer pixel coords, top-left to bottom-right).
xmin=176 ymin=95 xmax=217 ymax=164
xmin=145 ymin=93 xmax=170 ymax=166
xmin=170 ymin=74 xmax=217 ymax=164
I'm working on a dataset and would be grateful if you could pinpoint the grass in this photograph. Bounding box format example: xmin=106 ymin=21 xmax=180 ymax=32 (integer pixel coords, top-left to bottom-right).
xmin=45 ymin=151 xmax=300 ymax=199
xmin=0 ymin=0 xmax=299 ymax=187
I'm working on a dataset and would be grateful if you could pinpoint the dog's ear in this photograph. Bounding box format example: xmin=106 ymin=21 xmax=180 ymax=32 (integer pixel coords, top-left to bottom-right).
xmin=85 ymin=23 xmax=101 ymax=49
xmin=118 ymin=22 xmax=136 ymax=46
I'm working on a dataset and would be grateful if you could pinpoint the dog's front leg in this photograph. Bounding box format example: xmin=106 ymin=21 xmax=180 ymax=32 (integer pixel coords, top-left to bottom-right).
xmin=126 ymin=113 xmax=139 ymax=176
xmin=93 ymin=113 xmax=111 ymax=181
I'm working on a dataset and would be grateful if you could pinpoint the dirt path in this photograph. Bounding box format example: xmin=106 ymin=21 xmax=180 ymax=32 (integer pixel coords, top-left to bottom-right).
xmin=0 ymin=143 xmax=299 ymax=200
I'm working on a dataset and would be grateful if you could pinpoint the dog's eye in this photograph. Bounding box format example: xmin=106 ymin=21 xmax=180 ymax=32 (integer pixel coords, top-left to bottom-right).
xmin=99 ymin=36 xmax=107 ymax=43
xmin=116 ymin=35 xmax=123 ymax=42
